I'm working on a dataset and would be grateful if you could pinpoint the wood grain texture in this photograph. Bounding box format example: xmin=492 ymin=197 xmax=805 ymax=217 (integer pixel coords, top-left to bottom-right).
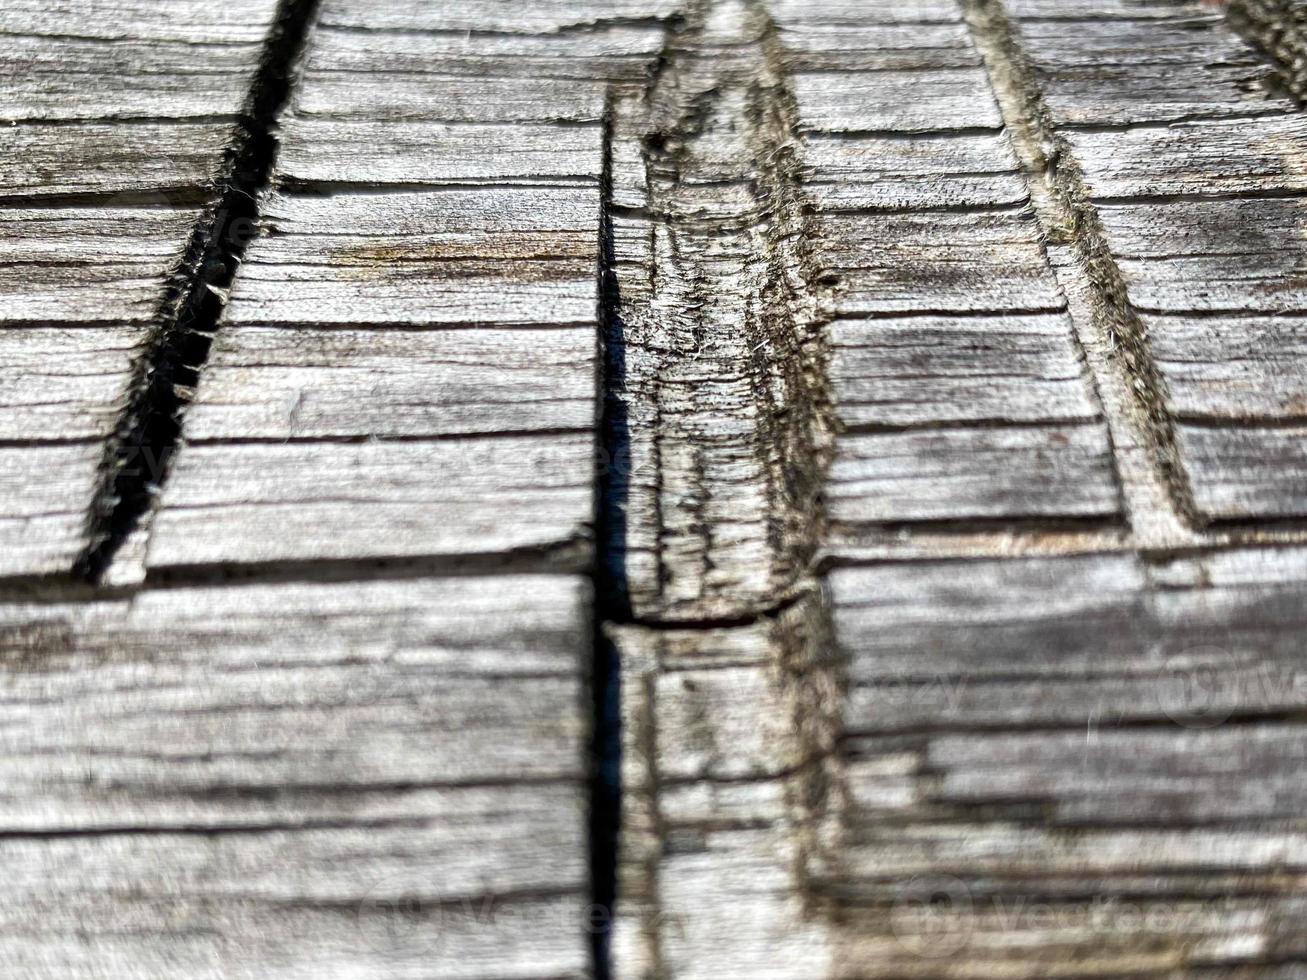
xmin=611 ymin=592 xmax=840 ymax=978
xmin=821 ymin=547 xmax=1307 ymax=976
xmin=0 ymin=3 xmax=604 ymax=977
xmin=0 ymin=574 xmax=592 ymax=980
xmin=1000 ymin=0 xmax=1307 ymax=525
xmin=5 ymin=0 xmax=1307 ymax=978
xmin=795 ymin=4 xmax=1307 ymax=978
xmin=0 ymin=0 xmax=282 ymax=580
xmin=1016 ymin=10 xmax=1289 ymax=126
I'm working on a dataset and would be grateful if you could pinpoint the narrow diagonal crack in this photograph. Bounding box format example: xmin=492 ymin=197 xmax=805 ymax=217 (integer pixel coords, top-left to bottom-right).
xmin=73 ymin=0 xmax=321 ymax=584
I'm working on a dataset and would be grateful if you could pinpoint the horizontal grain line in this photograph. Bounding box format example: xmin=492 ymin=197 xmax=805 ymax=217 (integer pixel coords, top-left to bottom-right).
xmin=1093 ymin=188 xmax=1307 ymax=206
xmin=182 ymin=427 xmax=592 ymax=445
xmin=840 ymin=416 xmax=1102 ymax=435
xmin=277 ymin=177 xmax=597 ymax=195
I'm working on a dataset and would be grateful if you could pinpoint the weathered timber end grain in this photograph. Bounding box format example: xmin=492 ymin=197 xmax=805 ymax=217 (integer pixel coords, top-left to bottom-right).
xmin=3 ymin=0 xmax=1307 ymax=978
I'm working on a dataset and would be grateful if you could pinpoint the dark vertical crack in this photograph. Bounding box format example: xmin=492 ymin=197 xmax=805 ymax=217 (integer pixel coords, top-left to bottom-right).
xmin=73 ymin=0 xmax=321 ymax=583
xmin=1227 ymin=0 xmax=1307 ymax=103
xmin=591 ymin=92 xmax=625 ymax=980
xmin=963 ymin=0 xmax=1201 ymax=533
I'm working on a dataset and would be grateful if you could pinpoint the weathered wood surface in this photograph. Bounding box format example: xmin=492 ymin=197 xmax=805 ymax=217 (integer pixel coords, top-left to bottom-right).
xmin=0 ymin=575 xmax=591 ymax=979
xmin=0 ymin=0 xmax=280 ymax=580
xmin=1 ymin=1 xmax=609 ymax=977
xmin=5 ymin=0 xmax=1307 ymax=978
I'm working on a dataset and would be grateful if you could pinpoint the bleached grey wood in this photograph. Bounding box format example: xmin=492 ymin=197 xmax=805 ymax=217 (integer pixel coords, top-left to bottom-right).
xmin=0 ymin=574 xmax=591 ymax=980
xmin=209 ymin=189 xmax=599 ymax=327
xmin=294 ymin=73 xmax=607 ymax=123
xmin=803 ymin=131 xmax=1026 ymax=210
xmin=0 ymin=445 xmax=106 ymax=577
xmin=793 ymin=69 xmax=1003 ymax=133
xmin=7 ymin=0 xmax=1307 ymax=978
xmin=1012 ymin=6 xmax=1295 ymax=125
xmin=278 ymin=121 xmax=604 ymax=187
xmin=830 ymin=314 xmax=1100 ymax=428
xmin=822 ymin=210 xmax=1066 ymax=315
xmin=0 ymin=0 xmax=284 ymax=581
xmin=829 ymin=425 xmax=1120 ymax=524
xmin=153 ymin=192 xmax=602 ymax=571
xmin=1100 ymin=197 xmax=1307 ymax=315
xmin=1180 ymin=424 xmax=1307 ymax=520
xmin=1069 ymin=115 xmax=1307 ymax=200
xmin=0 ymin=327 xmax=142 ymax=439
xmin=823 ymin=546 xmax=1307 ymax=974
xmin=612 ymin=593 xmax=840 ymax=979
xmin=0 ymin=208 xmax=194 ymax=323
xmin=0 ymin=123 xmax=233 ymax=197
xmin=149 ymin=436 xmax=595 ymax=567
xmin=0 ymin=0 xmax=279 ymax=123
xmin=316 ymin=0 xmax=679 ymax=34
xmin=780 ymin=21 xmax=978 ymax=71
xmin=303 ymin=18 xmax=667 ymax=82
xmin=1151 ymin=314 xmax=1307 ymax=421
xmin=771 ymin=0 xmax=960 ymax=25
xmin=184 ymin=325 xmax=596 ymax=440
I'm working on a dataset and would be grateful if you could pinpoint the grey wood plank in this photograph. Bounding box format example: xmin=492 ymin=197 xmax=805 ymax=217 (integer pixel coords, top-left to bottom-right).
xmin=0 ymin=122 xmax=234 ymax=197
xmin=803 ymin=131 xmax=1027 ymax=210
xmin=185 ymin=325 xmax=596 ymax=440
xmin=822 ymin=210 xmax=1066 ymax=315
xmin=1099 ymin=197 xmax=1307 ymax=315
xmin=828 ymin=425 xmax=1121 ymax=525
xmin=278 ymin=120 xmax=603 ymax=187
xmin=0 ymin=0 xmax=285 ymax=584
xmin=156 ymin=191 xmax=602 ymax=569
xmin=148 ymin=435 xmax=595 ymax=568
xmin=0 ymin=326 xmax=142 ymax=440
xmin=294 ymin=72 xmax=608 ymax=123
xmin=0 ymin=215 xmax=204 ymax=583
xmin=1011 ymin=8 xmax=1295 ymax=125
xmin=0 ymin=0 xmax=284 ymax=45
xmin=997 ymin=0 xmax=1307 ymax=527
xmin=0 ymin=207 xmax=194 ymax=323
xmin=222 ymin=189 xmax=599 ymax=326
xmin=612 ymin=594 xmax=840 ymax=978
xmin=302 ymin=19 xmax=667 ymax=81
xmin=0 ymin=445 xmax=105 ymax=577
xmin=1004 ymin=0 xmax=1211 ymax=17
xmin=793 ymin=68 xmax=1004 ymax=133
xmin=778 ymin=21 xmax=980 ymax=71
xmin=821 ymin=546 xmax=1307 ymax=973
xmin=1150 ymin=314 xmax=1307 ymax=422
xmin=830 ymin=313 xmax=1101 ymax=428
xmin=1180 ymin=424 xmax=1307 ymax=520
xmin=1069 ymin=115 xmax=1307 ymax=200
xmin=0 ymin=895 xmax=586 ymax=980
xmin=317 ymin=0 xmax=680 ymax=34
xmin=0 ymin=573 xmax=591 ymax=979
xmin=771 ymin=0 xmax=961 ymax=24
